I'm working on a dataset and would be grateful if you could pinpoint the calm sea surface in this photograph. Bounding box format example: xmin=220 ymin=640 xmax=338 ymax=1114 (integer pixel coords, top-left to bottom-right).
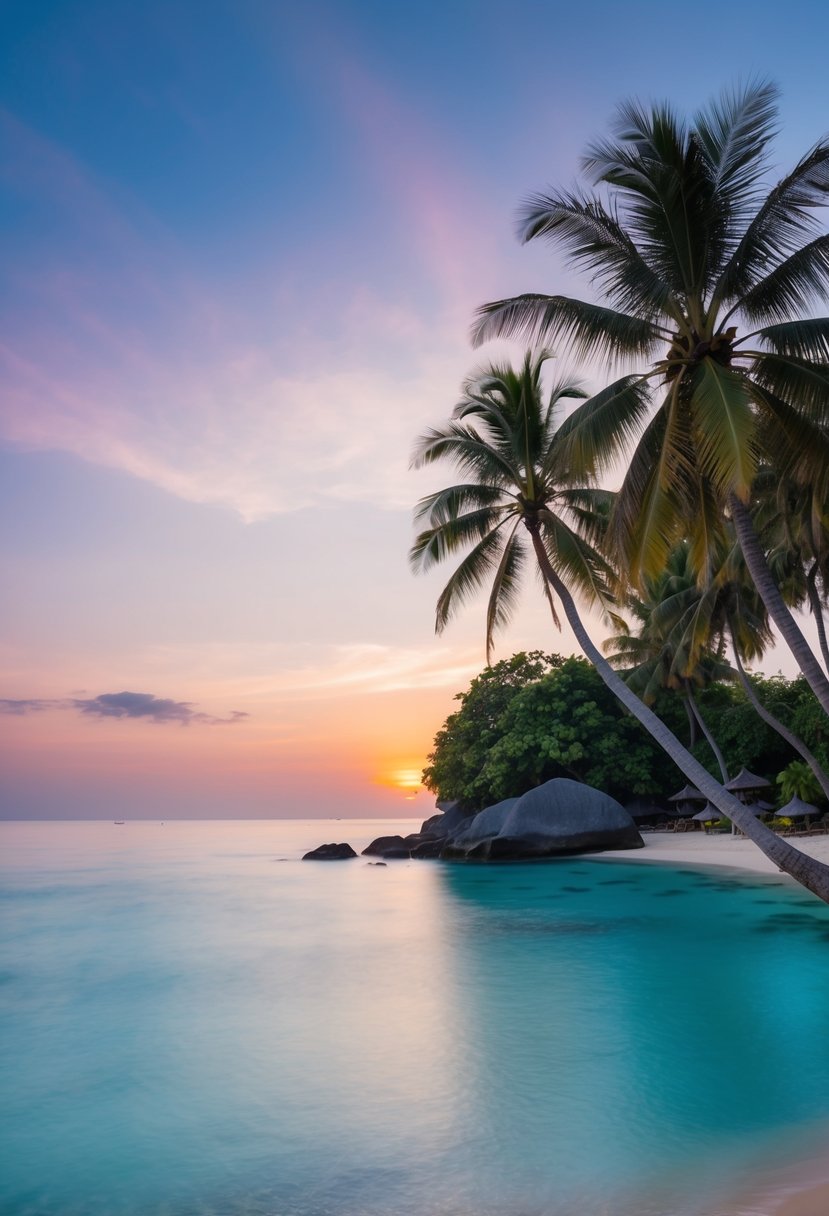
xmin=2 ymin=818 xmax=829 ymax=1216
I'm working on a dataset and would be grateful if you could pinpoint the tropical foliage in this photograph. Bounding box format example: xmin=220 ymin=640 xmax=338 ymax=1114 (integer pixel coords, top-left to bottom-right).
xmin=410 ymin=346 xmax=829 ymax=898
xmin=410 ymin=83 xmax=829 ymax=901
xmin=424 ymin=654 xmax=683 ymax=808
xmin=472 ymin=80 xmax=829 ymax=713
xmin=410 ymin=350 xmax=618 ymax=662
xmin=424 ymin=654 xmax=826 ymax=811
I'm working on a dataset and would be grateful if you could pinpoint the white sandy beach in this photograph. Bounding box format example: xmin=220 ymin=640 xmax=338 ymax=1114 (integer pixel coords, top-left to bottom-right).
xmin=596 ymin=830 xmax=829 ymax=878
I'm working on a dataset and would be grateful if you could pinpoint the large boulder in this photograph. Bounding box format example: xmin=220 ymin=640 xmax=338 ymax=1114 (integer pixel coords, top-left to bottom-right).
xmin=444 ymin=779 xmax=642 ymax=860
xmin=440 ymin=797 xmax=515 ymax=856
xmin=302 ymin=842 xmax=357 ymax=860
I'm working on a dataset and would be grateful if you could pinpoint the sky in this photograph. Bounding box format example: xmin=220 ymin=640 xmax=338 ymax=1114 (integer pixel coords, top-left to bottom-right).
xmin=2 ymin=0 xmax=829 ymax=820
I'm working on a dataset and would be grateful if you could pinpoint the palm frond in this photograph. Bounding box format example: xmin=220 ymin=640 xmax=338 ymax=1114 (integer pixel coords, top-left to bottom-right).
xmin=686 ymin=474 xmax=728 ymax=587
xmin=583 ymin=97 xmax=725 ymax=296
xmin=518 ymin=187 xmax=676 ymax=319
xmin=749 ymin=353 xmax=829 ymax=420
xmin=611 ymin=390 xmax=694 ymax=585
xmin=432 ymin=525 xmax=512 ymax=635
xmin=715 ymin=140 xmax=829 ymax=303
xmin=484 ymin=522 xmax=526 ymax=664
xmin=749 ymin=318 xmax=829 ymax=362
xmin=550 ymin=374 xmax=654 ymax=480
xmin=736 ymin=233 xmax=829 ymax=324
xmin=690 ymin=360 xmax=758 ymax=499
xmin=470 ymin=294 xmax=664 ymax=361
xmin=554 ymin=487 xmax=618 ymax=553
xmin=694 ymin=79 xmax=778 ymax=217
xmin=409 ymin=506 xmax=509 ymax=573
xmin=413 ymin=483 xmax=511 ymax=527
xmin=410 ymin=423 xmax=519 ymax=484
xmin=539 ymin=510 xmax=616 ymax=611
xmin=750 ymin=383 xmax=829 ymax=483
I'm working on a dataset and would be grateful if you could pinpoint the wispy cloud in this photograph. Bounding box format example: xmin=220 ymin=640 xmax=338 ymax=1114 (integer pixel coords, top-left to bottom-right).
xmin=0 ymin=691 xmax=248 ymax=725
xmin=139 ymin=640 xmax=484 ymax=701
xmin=0 ymin=106 xmax=491 ymax=522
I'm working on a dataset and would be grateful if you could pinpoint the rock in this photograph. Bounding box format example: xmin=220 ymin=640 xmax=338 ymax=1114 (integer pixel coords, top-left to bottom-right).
xmin=362 ymin=835 xmax=411 ymax=859
xmin=366 ymin=861 xmax=387 ymax=867
xmin=450 ymin=798 xmax=519 ymax=847
xmin=443 ymin=779 xmax=642 ymax=860
xmin=302 ymin=842 xmax=357 ymax=860
xmin=419 ymin=804 xmax=474 ymax=840
xmin=409 ymin=837 xmax=444 ymax=859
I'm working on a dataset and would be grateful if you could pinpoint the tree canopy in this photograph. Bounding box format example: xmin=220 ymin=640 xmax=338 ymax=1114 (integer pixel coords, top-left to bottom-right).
xmin=423 ymin=653 xmax=827 ymax=812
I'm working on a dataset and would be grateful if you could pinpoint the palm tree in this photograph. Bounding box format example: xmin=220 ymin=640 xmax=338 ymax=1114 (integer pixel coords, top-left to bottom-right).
xmin=757 ymin=470 xmax=829 ymax=673
xmin=605 ymin=543 xmax=731 ymax=782
xmin=411 ymin=351 xmax=829 ymax=901
xmin=472 ymin=81 xmax=829 ymax=714
xmin=687 ymin=539 xmax=829 ymax=802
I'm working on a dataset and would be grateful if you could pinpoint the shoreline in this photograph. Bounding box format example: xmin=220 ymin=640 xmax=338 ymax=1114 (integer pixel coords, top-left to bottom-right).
xmin=715 ymin=1139 xmax=829 ymax=1216
xmin=592 ymin=829 xmax=829 ymax=880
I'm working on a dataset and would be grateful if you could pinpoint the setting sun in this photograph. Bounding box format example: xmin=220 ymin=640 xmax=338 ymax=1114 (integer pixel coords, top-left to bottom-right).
xmin=375 ymin=765 xmax=426 ymax=799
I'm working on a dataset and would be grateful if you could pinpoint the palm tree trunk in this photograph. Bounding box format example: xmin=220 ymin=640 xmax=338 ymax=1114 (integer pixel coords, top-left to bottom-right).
xmin=806 ymin=562 xmax=829 ymax=675
xmin=683 ymin=697 xmax=698 ymax=748
xmin=527 ymin=527 xmax=829 ymax=903
xmin=684 ymin=683 xmax=729 ymax=783
xmin=729 ymin=495 xmax=829 ymax=717
xmin=730 ymin=633 xmax=829 ymax=803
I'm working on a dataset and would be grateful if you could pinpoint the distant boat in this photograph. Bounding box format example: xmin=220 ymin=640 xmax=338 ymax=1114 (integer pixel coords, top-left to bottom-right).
xmin=114 ymin=821 xmax=125 ymax=825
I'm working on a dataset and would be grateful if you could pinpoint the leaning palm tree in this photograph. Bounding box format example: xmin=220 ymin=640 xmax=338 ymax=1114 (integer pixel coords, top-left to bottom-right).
xmin=756 ymin=469 xmax=829 ymax=673
xmin=472 ymin=81 xmax=829 ymax=714
xmin=684 ymin=538 xmax=829 ymax=802
xmin=411 ymin=351 xmax=829 ymax=901
xmin=605 ymin=543 xmax=732 ymax=782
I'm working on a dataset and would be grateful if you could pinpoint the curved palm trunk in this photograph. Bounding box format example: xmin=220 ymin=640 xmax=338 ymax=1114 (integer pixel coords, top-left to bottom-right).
xmin=528 ymin=528 xmax=829 ymax=903
xmin=730 ymin=495 xmax=829 ymax=717
xmin=684 ymin=683 xmax=729 ymax=783
xmin=731 ymin=633 xmax=829 ymax=803
xmin=806 ymin=562 xmax=829 ymax=675
xmin=683 ymin=697 xmax=698 ymax=748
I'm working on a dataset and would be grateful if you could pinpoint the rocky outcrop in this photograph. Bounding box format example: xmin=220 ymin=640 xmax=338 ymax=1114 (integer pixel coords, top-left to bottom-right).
xmin=441 ymin=779 xmax=642 ymax=860
xmin=419 ymin=803 xmax=474 ymax=840
xmin=353 ymin=804 xmax=476 ymax=859
xmin=304 ymin=782 xmax=641 ymax=865
xmin=362 ymin=835 xmax=412 ymax=859
xmin=302 ymin=842 xmax=358 ymax=860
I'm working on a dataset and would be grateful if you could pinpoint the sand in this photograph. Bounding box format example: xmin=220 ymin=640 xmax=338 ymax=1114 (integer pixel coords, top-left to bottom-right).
xmin=594 ymin=828 xmax=829 ymax=878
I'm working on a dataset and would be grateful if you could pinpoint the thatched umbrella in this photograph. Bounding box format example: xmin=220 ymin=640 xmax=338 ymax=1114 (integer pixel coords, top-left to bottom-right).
xmin=669 ymin=785 xmax=706 ymax=818
xmin=625 ymin=799 xmax=673 ymax=824
xmin=693 ymin=804 xmax=722 ymax=823
xmin=724 ymin=769 xmax=772 ymax=804
xmin=669 ymin=784 xmax=706 ymax=802
xmin=777 ymin=796 xmax=820 ymax=822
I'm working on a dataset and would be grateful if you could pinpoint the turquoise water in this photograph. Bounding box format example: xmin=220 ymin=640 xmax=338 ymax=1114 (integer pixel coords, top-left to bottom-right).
xmin=2 ymin=819 xmax=829 ymax=1216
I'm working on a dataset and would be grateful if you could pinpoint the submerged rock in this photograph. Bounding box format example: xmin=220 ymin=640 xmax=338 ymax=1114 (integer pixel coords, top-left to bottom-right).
xmin=441 ymin=779 xmax=642 ymax=860
xmin=302 ymin=842 xmax=357 ymax=860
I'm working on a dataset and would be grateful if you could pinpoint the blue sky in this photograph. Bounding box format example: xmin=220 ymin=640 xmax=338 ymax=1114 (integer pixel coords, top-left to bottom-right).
xmin=2 ymin=0 xmax=828 ymax=817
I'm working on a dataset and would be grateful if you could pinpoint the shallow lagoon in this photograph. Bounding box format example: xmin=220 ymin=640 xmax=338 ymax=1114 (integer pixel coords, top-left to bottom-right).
xmin=2 ymin=819 xmax=829 ymax=1216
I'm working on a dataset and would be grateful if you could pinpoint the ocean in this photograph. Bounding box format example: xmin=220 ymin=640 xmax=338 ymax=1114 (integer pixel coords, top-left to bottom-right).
xmin=2 ymin=818 xmax=829 ymax=1216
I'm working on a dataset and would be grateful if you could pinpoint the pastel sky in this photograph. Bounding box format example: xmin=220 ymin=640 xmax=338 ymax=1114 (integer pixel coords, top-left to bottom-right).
xmin=2 ymin=0 xmax=828 ymax=819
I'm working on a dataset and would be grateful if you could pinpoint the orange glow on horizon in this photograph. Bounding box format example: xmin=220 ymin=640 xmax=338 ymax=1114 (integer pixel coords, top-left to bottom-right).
xmin=375 ymin=763 xmax=427 ymax=800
